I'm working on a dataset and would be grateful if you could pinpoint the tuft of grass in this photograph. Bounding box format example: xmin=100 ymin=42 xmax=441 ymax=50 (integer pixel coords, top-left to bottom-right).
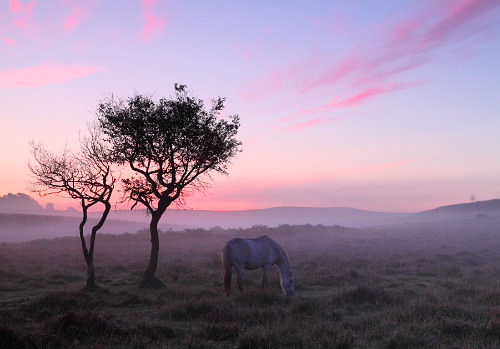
xmin=382 ymin=332 xmax=428 ymax=349
xmin=310 ymin=324 xmax=355 ymax=348
xmin=0 ymin=326 xmax=29 ymax=349
xmin=44 ymin=311 xmax=109 ymax=340
xmin=233 ymin=291 xmax=291 ymax=307
xmin=291 ymin=298 xmax=325 ymax=316
xmin=116 ymin=293 xmax=142 ymax=307
xmin=337 ymin=286 xmax=396 ymax=306
xmin=204 ymin=305 xmax=241 ymax=323
xmin=135 ymin=323 xmax=180 ymax=340
xmin=195 ymin=323 xmax=240 ymax=341
xmin=24 ymin=291 xmax=90 ymax=319
xmin=155 ymin=286 xmax=190 ymax=304
xmin=163 ymin=300 xmax=215 ymax=321
xmin=238 ymin=326 xmax=309 ymax=349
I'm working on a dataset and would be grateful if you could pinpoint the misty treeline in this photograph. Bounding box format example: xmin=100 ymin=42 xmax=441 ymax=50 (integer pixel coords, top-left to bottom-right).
xmin=29 ymin=84 xmax=241 ymax=289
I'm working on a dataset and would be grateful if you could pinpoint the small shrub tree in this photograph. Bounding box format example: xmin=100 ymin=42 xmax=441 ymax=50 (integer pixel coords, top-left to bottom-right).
xmin=97 ymin=84 xmax=241 ymax=288
xmin=29 ymin=126 xmax=116 ymax=289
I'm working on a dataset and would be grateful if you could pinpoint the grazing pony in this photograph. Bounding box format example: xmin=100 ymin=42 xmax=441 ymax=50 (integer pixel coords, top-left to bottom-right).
xmin=221 ymin=235 xmax=295 ymax=296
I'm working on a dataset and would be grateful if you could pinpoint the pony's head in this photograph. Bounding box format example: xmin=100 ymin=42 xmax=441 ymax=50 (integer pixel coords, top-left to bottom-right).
xmin=281 ymin=272 xmax=295 ymax=296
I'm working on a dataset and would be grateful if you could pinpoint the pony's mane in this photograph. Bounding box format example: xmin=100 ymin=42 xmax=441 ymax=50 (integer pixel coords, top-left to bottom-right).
xmin=276 ymin=244 xmax=291 ymax=272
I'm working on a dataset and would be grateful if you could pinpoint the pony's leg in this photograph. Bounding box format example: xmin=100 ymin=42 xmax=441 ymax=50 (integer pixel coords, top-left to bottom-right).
xmin=261 ymin=264 xmax=272 ymax=290
xmin=236 ymin=268 xmax=245 ymax=292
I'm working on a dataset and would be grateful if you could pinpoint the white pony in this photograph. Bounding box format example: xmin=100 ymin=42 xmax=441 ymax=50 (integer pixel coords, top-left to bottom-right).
xmin=221 ymin=235 xmax=295 ymax=296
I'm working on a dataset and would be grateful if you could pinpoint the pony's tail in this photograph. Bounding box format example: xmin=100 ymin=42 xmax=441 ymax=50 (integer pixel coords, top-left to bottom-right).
xmin=222 ymin=246 xmax=232 ymax=296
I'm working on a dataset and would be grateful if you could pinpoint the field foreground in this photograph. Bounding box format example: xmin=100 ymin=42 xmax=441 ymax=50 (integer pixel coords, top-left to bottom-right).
xmin=1 ymin=221 xmax=500 ymax=348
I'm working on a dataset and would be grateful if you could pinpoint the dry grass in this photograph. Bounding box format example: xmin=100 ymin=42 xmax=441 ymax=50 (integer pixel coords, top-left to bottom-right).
xmin=1 ymin=222 xmax=500 ymax=348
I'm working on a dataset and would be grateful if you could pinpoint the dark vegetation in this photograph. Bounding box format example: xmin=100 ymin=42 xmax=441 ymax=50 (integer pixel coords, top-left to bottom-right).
xmin=1 ymin=220 xmax=500 ymax=348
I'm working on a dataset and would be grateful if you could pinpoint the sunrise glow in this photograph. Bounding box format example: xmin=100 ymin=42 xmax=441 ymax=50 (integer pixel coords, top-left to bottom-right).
xmin=1 ymin=0 xmax=499 ymax=212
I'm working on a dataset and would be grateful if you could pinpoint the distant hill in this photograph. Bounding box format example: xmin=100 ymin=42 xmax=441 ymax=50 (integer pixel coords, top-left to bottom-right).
xmin=0 ymin=207 xmax=414 ymax=242
xmin=420 ymin=199 xmax=500 ymax=220
xmin=2 ymin=196 xmax=500 ymax=243
xmin=0 ymin=192 xmax=79 ymax=216
xmin=151 ymin=206 xmax=416 ymax=229
xmin=102 ymin=199 xmax=500 ymax=229
xmin=0 ymin=193 xmax=45 ymax=213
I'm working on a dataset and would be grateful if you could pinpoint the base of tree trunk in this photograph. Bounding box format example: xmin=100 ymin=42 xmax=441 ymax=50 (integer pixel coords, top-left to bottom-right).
xmin=81 ymin=284 xmax=109 ymax=293
xmin=139 ymin=276 xmax=165 ymax=289
xmin=84 ymin=284 xmax=98 ymax=291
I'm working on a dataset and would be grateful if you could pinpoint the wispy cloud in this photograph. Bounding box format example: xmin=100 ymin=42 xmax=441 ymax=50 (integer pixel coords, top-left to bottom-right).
xmin=0 ymin=63 xmax=105 ymax=88
xmin=284 ymin=81 xmax=421 ymax=130
xmin=6 ymin=0 xmax=40 ymax=41
xmin=288 ymin=115 xmax=342 ymax=131
xmin=240 ymin=0 xmax=500 ymax=130
xmin=60 ymin=0 xmax=96 ymax=33
xmin=141 ymin=0 xmax=165 ymax=42
xmin=9 ymin=0 xmax=23 ymax=12
xmin=299 ymin=50 xmax=361 ymax=93
xmin=423 ymin=0 xmax=500 ymax=48
xmin=239 ymin=56 xmax=322 ymax=102
xmin=9 ymin=0 xmax=35 ymax=29
xmin=2 ymin=35 xmax=16 ymax=45
xmin=0 ymin=27 xmax=16 ymax=46
xmin=301 ymin=0 xmax=499 ymax=93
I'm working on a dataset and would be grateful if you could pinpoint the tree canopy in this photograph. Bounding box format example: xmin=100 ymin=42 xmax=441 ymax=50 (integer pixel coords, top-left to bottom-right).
xmin=97 ymin=84 xmax=241 ymax=287
xmin=98 ymin=84 xmax=241 ymax=213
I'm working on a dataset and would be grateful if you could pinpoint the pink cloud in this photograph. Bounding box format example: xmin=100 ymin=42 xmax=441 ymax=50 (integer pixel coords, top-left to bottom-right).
xmin=9 ymin=0 xmax=23 ymax=12
xmin=386 ymin=18 xmax=423 ymax=50
xmin=2 ymin=36 xmax=16 ymax=45
xmin=288 ymin=115 xmax=341 ymax=131
xmin=6 ymin=0 xmax=40 ymax=41
xmin=141 ymin=0 xmax=165 ymax=42
xmin=299 ymin=50 xmax=363 ymax=93
xmin=0 ymin=64 xmax=105 ymax=88
xmin=241 ymin=0 xmax=500 ymax=107
xmin=354 ymin=58 xmax=430 ymax=87
xmin=424 ymin=0 xmax=500 ymax=48
xmin=236 ymin=0 xmax=500 ymax=133
xmin=283 ymin=81 xmax=422 ymax=130
xmin=64 ymin=13 xmax=79 ymax=32
xmin=59 ymin=0 xmax=97 ymax=33
xmin=9 ymin=0 xmax=34 ymax=29
xmin=239 ymin=70 xmax=286 ymax=102
xmin=302 ymin=82 xmax=418 ymax=115
xmin=239 ymin=56 xmax=321 ymax=102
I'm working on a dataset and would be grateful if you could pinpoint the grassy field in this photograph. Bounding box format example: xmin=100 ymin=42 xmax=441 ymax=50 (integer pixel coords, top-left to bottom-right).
xmin=1 ymin=221 xmax=500 ymax=348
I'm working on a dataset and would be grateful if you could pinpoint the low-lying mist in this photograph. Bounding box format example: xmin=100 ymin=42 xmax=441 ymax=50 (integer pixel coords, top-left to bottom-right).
xmin=2 ymin=205 xmax=500 ymax=347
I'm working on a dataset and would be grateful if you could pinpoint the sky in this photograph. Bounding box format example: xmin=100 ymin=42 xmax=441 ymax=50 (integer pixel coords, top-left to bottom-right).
xmin=1 ymin=0 xmax=499 ymax=212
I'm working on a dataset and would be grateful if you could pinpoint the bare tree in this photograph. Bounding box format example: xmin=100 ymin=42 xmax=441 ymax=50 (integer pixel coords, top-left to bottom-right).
xmin=470 ymin=194 xmax=476 ymax=203
xmin=97 ymin=84 xmax=241 ymax=288
xmin=29 ymin=126 xmax=116 ymax=289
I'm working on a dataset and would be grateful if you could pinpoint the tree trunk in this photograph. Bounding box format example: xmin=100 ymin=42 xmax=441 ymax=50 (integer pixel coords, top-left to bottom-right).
xmin=85 ymin=201 xmax=111 ymax=290
xmin=78 ymin=203 xmax=94 ymax=289
xmin=86 ymin=256 xmax=96 ymax=289
xmin=140 ymin=212 xmax=165 ymax=288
